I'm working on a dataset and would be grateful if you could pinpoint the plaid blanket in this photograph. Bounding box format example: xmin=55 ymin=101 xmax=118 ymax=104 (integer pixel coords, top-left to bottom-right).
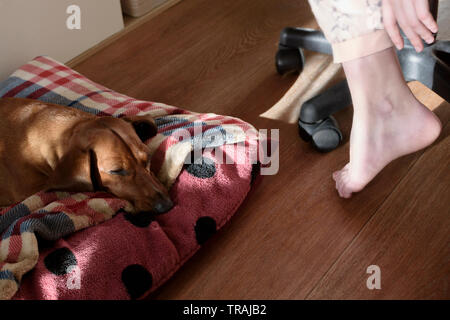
xmin=0 ymin=56 xmax=258 ymax=299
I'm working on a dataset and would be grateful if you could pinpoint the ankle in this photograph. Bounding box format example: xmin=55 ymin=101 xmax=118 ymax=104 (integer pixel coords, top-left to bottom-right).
xmin=353 ymin=83 xmax=419 ymax=118
xmin=353 ymin=95 xmax=397 ymax=119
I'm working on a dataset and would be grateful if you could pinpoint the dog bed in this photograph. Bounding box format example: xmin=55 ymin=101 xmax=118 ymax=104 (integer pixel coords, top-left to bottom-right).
xmin=0 ymin=56 xmax=261 ymax=299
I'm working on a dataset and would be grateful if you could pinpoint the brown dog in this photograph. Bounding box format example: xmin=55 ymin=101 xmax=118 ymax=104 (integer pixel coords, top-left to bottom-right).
xmin=0 ymin=98 xmax=173 ymax=213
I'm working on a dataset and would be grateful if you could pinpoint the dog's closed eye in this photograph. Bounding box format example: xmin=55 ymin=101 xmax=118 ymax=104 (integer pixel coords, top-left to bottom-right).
xmin=108 ymin=168 xmax=129 ymax=176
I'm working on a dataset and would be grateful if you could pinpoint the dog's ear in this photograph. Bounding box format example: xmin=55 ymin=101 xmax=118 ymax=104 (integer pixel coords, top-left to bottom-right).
xmin=45 ymin=147 xmax=102 ymax=193
xmin=121 ymin=115 xmax=158 ymax=142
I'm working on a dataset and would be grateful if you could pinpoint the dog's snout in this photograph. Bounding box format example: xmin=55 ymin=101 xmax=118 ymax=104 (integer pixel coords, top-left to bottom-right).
xmin=153 ymin=195 xmax=173 ymax=214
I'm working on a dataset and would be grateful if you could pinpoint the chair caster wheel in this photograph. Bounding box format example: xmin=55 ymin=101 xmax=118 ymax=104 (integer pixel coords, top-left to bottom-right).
xmin=298 ymin=116 xmax=343 ymax=153
xmin=275 ymin=46 xmax=304 ymax=75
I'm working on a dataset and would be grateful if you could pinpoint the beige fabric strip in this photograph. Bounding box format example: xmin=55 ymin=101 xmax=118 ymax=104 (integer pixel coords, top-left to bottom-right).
xmin=332 ymin=29 xmax=393 ymax=63
xmin=308 ymin=0 xmax=394 ymax=63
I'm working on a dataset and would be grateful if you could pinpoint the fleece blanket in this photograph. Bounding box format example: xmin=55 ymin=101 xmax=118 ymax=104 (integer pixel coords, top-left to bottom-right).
xmin=0 ymin=56 xmax=260 ymax=299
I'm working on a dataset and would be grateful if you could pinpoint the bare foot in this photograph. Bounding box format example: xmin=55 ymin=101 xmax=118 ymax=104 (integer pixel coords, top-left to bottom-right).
xmin=333 ymin=96 xmax=441 ymax=198
xmin=332 ymin=48 xmax=442 ymax=198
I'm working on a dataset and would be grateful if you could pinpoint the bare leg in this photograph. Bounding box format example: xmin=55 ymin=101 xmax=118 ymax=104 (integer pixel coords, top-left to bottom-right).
xmin=332 ymin=47 xmax=441 ymax=198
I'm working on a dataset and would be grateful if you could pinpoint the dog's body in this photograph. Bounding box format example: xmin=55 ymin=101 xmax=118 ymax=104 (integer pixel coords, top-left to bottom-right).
xmin=0 ymin=98 xmax=173 ymax=213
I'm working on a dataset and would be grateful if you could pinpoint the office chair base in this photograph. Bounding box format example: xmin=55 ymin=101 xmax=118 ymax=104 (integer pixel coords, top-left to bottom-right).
xmin=277 ymin=27 xmax=450 ymax=153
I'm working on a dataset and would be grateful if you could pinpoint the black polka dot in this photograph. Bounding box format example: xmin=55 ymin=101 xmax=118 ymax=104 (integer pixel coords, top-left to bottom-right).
xmin=185 ymin=157 xmax=216 ymax=179
xmin=44 ymin=247 xmax=77 ymax=276
xmin=195 ymin=216 xmax=217 ymax=245
xmin=251 ymin=161 xmax=261 ymax=184
xmin=124 ymin=211 xmax=155 ymax=228
xmin=122 ymin=264 xmax=153 ymax=299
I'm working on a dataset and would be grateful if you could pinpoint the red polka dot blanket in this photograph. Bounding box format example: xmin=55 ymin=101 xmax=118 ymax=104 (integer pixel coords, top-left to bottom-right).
xmin=0 ymin=56 xmax=261 ymax=299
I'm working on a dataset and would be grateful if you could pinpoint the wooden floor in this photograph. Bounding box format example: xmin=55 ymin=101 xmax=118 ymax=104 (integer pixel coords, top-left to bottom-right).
xmin=73 ymin=0 xmax=450 ymax=299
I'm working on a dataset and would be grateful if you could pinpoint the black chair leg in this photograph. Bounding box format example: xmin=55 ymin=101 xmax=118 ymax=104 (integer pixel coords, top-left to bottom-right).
xmin=276 ymin=27 xmax=350 ymax=152
xmin=298 ymin=80 xmax=351 ymax=153
xmin=279 ymin=28 xmax=332 ymax=55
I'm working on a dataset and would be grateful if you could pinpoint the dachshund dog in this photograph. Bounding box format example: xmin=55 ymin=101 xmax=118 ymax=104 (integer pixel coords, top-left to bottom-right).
xmin=0 ymin=98 xmax=173 ymax=214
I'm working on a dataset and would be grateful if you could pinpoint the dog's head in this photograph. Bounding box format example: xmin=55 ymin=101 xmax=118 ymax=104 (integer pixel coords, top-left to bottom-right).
xmin=46 ymin=114 xmax=173 ymax=214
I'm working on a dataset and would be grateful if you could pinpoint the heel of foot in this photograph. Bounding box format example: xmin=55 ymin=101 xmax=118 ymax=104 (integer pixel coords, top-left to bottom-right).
xmin=423 ymin=111 xmax=442 ymax=145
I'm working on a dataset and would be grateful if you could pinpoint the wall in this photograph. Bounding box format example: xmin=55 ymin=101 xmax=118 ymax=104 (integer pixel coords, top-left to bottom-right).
xmin=0 ymin=0 xmax=124 ymax=81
